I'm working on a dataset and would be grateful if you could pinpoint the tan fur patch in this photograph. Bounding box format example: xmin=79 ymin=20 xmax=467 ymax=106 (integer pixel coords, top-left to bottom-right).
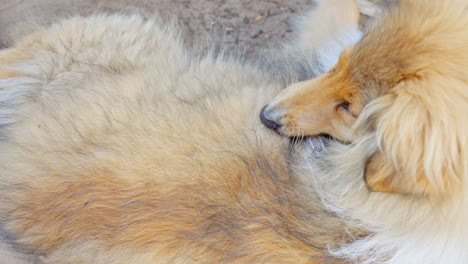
xmin=8 ymin=153 xmax=354 ymax=262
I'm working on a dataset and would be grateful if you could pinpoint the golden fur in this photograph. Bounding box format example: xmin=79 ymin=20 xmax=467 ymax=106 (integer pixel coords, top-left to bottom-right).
xmin=0 ymin=1 xmax=373 ymax=262
xmin=0 ymin=0 xmax=467 ymax=263
xmin=263 ymin=1 xmax=468 ymax=262
xmin=262 ymin=0 xmax=467 ymax=196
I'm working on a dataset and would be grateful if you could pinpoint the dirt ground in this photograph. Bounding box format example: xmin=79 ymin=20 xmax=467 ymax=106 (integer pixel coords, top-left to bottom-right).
xmin=0 ymin=0 xmax=315 ymax=52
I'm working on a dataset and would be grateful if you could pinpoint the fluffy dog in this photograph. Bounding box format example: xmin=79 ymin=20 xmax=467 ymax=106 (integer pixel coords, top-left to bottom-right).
xmin=0 ymin=1 xmax=370 ymax=262
xmin=1 ymin=1 xmax=466 ymax=264
xmin=262 ymin=0 xmax=468 ymax=262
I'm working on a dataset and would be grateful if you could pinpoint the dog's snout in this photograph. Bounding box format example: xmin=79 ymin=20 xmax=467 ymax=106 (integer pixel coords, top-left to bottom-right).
xmin=260 ymin=105 xmax=282 ymax=131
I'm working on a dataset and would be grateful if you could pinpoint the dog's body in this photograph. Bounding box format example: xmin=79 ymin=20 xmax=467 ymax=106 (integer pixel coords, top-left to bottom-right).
xmin=0 ymin=0 xmax=466 ymax=263
xmin=0 ymin=3 xmax=365 ymax=262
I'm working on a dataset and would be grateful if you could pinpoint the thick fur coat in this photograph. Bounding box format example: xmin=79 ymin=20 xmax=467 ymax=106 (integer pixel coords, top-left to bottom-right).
xmin=0 ymin=0 xmax=466 ymax=263
xmin=264 ymin=0 xmax=468 ymax=263
xmin=0 ymin=4 xmax=362 ymax=263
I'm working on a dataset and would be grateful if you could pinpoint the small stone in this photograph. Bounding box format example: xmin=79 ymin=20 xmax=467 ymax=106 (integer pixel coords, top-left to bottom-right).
xmin=252 ymin=29 xmax=264 ymax=39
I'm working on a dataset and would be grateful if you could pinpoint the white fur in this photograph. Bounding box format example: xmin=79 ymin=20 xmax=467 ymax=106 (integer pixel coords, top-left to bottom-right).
xmin=299 ymin=134 xmax=468 ymax=264
xmin=294 ymin=0 xmax=364 ymax=70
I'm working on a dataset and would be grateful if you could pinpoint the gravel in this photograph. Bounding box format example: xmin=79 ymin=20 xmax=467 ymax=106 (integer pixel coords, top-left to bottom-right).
xmin=0 ymin=0 xmax=315 ymax=52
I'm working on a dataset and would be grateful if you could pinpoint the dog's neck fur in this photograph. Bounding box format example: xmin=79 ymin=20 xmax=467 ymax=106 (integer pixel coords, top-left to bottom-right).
xmin=297 ymin=2 xmax=468 ymax=261
xmin=295 ymin=136 xmax=468 ymax=264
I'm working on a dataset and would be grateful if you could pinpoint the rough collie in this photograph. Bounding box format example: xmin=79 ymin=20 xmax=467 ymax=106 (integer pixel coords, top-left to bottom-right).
xmin=0 ymin=0 xmax=466 ymax=263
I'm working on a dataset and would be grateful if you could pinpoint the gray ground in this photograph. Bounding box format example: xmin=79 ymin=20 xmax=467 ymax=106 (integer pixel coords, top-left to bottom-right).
xmin=0 ymin=0 xmax=315 ymax=52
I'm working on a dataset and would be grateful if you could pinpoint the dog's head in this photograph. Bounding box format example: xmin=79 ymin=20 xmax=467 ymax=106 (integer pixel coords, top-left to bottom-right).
xmin=261 ymin=0 xmax=395 ymax=143
xmin=262 ymin=0 xmax=467 ymax=196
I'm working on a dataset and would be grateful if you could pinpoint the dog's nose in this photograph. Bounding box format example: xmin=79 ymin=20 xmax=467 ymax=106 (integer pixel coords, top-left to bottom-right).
xmin=260 ymin=105 xmax=282 ymax=130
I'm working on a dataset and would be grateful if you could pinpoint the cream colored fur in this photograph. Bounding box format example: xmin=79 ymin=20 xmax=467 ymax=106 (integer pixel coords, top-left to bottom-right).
xmin=1 ymin=0 xmax=465 ymax=263
xmin=294 ymin=0 xmax=363 ymax=70
xmin=291 ymin=0 xmax=468 ymax=263
xmin=0 ymin=8 xmax=359 ymax=263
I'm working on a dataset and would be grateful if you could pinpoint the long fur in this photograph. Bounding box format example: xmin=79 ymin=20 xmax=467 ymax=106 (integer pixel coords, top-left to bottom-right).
xmin=0 ymin=8 xmax=361 ymax=263
xmin=1 ymin=0 xmax=465 ymax=263
xmin=281 ymin=0 xmax=468 ymax=263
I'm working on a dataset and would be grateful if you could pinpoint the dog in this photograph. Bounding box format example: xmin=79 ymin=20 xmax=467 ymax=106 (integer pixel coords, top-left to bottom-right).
xmin=262 ymin=0 xmax=468 ymax=262
xmin=0 ymin=1 xmax=377 ymax=262
xmin=1 ymin=0 xmax=465 ymax=263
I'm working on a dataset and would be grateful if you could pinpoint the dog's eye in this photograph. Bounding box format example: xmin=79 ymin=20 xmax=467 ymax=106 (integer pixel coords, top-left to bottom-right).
xmin=340 ymin=102 xmax=351 ymax=112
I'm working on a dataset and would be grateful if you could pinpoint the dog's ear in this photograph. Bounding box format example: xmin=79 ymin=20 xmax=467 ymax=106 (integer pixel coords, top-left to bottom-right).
xmin=364 ymin=151 xmax=435 ymax=195
xmin=362 ymin=78 xmax=465 ymax=196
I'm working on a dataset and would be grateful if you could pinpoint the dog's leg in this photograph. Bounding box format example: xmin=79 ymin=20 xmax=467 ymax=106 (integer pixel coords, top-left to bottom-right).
xmin=293 ymin=0 xmax=362 ymax=70
xmin=293 ymin=0 xmax=386 ymax=70
xmin=295 ymin=0 xmax=360 ymax=50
